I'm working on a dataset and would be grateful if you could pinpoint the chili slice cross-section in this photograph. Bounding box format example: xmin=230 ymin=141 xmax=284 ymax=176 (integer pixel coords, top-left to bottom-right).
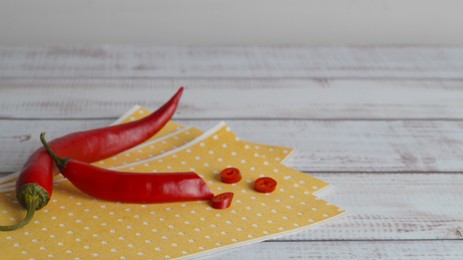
xmin=220 ymin=167 xmax=242 ymax=184
xmin=210 ymin=192 xmax=234 ymax=209
xmin=253 ymin=177 xmax=277 ymax=193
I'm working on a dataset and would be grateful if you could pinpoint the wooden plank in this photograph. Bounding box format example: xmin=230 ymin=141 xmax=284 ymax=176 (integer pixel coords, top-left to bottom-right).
xmin=199 ymin=240 xmax=463 ymax=260
xmin=222 ymin=120 xmax=463 ymax=172
xmin=282 ymin=172 xmax=463 ymax=240
xmin=1 ymin=119 xmax=462 ymax=173
xmin=2 ymin=79 xmax=463 ymax=119
xmin=1 ymin=46 xmax=463 ymax=79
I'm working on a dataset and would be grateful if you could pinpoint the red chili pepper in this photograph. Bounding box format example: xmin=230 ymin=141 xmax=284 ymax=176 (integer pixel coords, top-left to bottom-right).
xmin=0 ymin=88 xmax=183 ymax=231
xmin=41 ymin=133 xmax=213 ymax=203
xmin=210 ymin=192 xmax=234 ymax=209
xmin=253 ymin=177 xmax=277 ymax=193
xmin=220 ymin=167 xmax=242 ymax=184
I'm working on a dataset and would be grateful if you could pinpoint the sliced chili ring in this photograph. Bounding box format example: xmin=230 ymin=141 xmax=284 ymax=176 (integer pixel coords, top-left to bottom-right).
xmin=210 ymin=192 xmax=234 ymax=209
xmin=220 ymin=167 xmax=242 ymax=184
xmin=253 ymin=177 xmax=277 ymax=193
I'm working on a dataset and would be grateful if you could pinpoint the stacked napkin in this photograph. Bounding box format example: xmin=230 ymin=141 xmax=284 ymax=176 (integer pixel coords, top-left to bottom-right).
xmin=0 ymin=105 xmax=345 ymax=259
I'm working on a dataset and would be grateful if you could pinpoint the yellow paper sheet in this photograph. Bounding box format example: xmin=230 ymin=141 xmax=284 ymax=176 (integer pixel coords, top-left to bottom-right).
xmin=0 ymin=122 xmax=344 ymax=259
xmin=97 ymin=106 xmax=295 ymax=168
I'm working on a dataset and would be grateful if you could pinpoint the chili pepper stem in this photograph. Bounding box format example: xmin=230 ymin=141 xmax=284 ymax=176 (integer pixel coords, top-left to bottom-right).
xmin=0 ymin=183 xmax=49 ymax=231
xmin=0 ymin=133 xmax=59 ymax=231
xmin=40 ymin=132 xmax=68 ymax=171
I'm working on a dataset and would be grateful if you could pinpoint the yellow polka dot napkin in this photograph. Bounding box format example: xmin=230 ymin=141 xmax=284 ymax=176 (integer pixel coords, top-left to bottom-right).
xmin=0 ymin=106 xmax=345 ymax=259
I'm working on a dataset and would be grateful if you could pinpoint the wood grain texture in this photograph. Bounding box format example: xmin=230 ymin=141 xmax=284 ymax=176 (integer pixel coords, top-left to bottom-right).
xmin=1 ymin=46 xmax=463 ymax=79
xmin=285 ymin=173 xmax=463 ymax=240
xmin=2 ymin=79 xmax=463 ymax=119
xmin=1 ymin=119 xmax=462 ymax=172
xmin=2 ymin=45 xmax=463 ymax=259
xmin=200 ymin=240 xmax=463 ymax=260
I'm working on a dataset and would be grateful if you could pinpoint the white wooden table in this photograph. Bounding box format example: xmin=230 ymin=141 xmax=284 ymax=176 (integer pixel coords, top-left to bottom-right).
xmin=1 ymin=46 xmax=463 ymax=259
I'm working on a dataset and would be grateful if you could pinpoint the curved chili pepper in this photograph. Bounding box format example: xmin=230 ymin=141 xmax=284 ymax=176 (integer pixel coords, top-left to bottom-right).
xmin=41 ymin=133 xmax=213 ymax=203
xmin=0 ymin=88 xmax=184 ymax=231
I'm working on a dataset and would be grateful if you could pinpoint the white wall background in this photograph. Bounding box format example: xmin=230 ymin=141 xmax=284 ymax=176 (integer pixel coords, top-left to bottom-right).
xmin=0 ymin=0 xmax=462 ymax=45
